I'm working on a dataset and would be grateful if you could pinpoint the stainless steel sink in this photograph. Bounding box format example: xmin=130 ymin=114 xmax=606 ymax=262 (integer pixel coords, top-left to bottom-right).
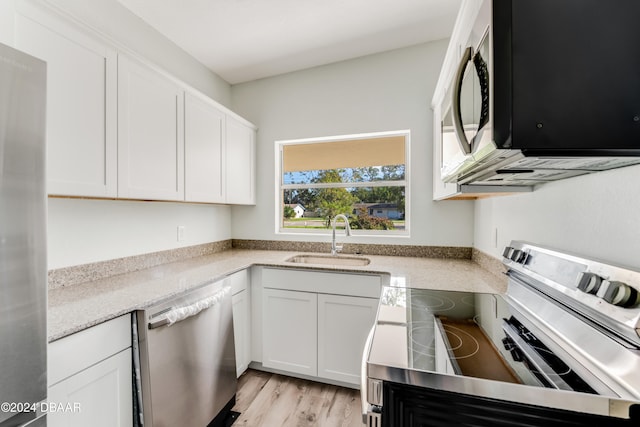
xmin=285 ymin=254 xmax=371 ymax=266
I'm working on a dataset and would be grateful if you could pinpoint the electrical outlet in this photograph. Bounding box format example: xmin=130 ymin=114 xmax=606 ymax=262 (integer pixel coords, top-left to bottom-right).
xmin=177 ymin=225 xmax=185 ymax=242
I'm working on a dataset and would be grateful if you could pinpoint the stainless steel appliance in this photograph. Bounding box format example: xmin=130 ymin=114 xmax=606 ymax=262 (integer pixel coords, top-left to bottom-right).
xmin=362 ymin=241 xmax=640 ymax=426
xmin=441 ymin=0 xmax=640 ymax=187
xmin=0 ymin=43 xmax=47 ymax=427
xmin=135 ymin=279 xmax=237 ymax=427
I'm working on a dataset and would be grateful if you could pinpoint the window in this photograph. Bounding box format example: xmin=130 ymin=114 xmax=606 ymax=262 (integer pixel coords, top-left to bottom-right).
xmin=276 ymin=130 xmax=409 ymax=235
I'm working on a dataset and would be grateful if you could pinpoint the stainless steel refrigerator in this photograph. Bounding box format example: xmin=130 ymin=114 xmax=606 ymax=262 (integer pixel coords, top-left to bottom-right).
xmin=0 ymin=42 xmax=47 ymax=427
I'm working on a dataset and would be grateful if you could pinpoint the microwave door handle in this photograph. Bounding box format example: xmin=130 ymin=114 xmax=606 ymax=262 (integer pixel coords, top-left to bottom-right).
xmin=452 ymin=46 xmax=473 ymax=155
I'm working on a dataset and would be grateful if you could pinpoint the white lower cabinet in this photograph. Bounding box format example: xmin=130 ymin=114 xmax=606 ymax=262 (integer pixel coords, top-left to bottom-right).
xmin=262 ymin=288 xmax=318 ymax=376
xmin=261 ymin=268 xmax=381 ymax=386
xmin=48 ymin=349 xmax=132 ymax=427
xmin=317 ymin=293 xmax=378 ymax=384
xmin=47 ymin=315 xmax=132 ymax=427
xmin=230 ymin=269 xmax=251 ymax=377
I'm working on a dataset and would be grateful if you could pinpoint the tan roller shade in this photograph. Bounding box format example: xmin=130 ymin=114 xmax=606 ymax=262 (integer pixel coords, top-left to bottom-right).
xmin=283 ymin=136 xmax=405 ymax=173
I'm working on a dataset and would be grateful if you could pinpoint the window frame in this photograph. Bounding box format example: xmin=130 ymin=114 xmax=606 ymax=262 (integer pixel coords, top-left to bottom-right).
xmin=275 ymin=130 xmax=411 ymax=237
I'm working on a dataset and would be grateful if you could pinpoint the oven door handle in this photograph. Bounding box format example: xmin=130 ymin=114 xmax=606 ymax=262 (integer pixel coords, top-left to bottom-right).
xmin=502 ymin=320 xmax=574 ymax=391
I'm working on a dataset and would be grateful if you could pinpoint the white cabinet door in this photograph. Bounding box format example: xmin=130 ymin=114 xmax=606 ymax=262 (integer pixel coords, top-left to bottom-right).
xmin=118 ymin=55 xmax=184 ymax=201
xmin=48 ymin=315 xmax=132 ymax=426
xmin=15 ymin=11 xmax=117 ymax=197
xmin=225 ymin=115 xmax=255 ymax=205
xmin=317 ymin=294 xmax=378 ymax=385
xmin=262 ymin=288 xmax=317 ymax=376
xmin=184 ymin=92 xmax=225 ymax=203
xmin=232 ymin=288 xmax=250 ymax=377
xmin=48 ymin=348 xmax=132 ymax=427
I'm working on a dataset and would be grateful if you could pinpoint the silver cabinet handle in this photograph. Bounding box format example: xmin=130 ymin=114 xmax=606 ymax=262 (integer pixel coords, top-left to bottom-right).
xmin=452 ymin=46 xmax=474 ymax=155
xmin=148 ymin=287 xmax=229 ymax=329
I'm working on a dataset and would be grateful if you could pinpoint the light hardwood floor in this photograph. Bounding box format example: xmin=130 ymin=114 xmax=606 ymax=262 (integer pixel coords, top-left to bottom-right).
xmin=232 ymin=369 xmax=363 ymax=427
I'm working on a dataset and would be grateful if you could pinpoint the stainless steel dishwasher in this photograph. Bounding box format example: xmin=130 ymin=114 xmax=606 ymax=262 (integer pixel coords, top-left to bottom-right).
xmin=134 ymin=278 xmax=237 ymax=427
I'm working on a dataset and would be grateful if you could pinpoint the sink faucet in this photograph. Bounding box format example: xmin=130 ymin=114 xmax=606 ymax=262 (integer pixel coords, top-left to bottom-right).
xmin=331 ymin=214 xmax=352 ymax=255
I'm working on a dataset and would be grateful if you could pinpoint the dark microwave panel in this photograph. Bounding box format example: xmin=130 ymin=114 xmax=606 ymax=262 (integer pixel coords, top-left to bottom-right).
xmin=493 ymin=0 xmax=640 ymax=156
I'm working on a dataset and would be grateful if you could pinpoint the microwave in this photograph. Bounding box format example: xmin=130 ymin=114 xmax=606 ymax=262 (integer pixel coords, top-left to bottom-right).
xmin=440 ymin=0 xmax=640 ymax=187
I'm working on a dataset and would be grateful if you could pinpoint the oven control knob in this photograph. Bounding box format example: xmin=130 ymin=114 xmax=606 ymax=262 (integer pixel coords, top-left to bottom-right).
xmin=602 ymin=281 xmax=640 ymax=308
xmin=576 ymin=272 xmax=603 ymax=295
xmin=510 ymin=249 xmax=525 ymax=263
xmin=502 ymin=246 xmax=514 ymax=259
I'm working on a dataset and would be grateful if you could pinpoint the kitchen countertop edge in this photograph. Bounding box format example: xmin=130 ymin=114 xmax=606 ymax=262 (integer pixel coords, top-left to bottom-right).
xmin=48 ymin=249 xmax=507 ymax=342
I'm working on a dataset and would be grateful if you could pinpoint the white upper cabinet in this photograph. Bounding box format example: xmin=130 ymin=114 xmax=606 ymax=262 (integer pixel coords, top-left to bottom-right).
xmin=225 ymin=115 xmax=256 ymax=205
xmin=11 ymin=2 xmax=256 ymax=204
xmin=184 ymin=92 xmax=225 ymax=203
xmin=14 ymin=9 xmax=117 ymax=197
xmin=118 ymin=54 xmax=184 ymax=201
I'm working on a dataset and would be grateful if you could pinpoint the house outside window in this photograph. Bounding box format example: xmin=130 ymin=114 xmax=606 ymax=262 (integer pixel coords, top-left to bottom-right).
xmin=276 ymin=130 xmax=409 ymax=235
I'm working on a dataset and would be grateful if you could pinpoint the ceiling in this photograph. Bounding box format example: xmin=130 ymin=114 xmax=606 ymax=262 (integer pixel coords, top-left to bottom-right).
xmin=117 ymin=0 xmax=462 ymax=85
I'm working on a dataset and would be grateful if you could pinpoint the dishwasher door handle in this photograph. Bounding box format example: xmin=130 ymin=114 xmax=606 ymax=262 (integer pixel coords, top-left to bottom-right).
xmin=148 ymin=287 xmax=230 ymax=329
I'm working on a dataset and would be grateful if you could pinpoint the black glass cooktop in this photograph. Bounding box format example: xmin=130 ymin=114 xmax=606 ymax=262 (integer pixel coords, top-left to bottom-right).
xmin=368 ymin=287 xmax=587 ymax=391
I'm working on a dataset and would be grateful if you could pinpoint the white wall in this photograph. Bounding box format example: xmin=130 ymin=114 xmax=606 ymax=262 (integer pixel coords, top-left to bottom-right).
xmin=48 ymin=199 xmax=231 ymax=269
xmin=34 ymin=0 xmax=235 ymax=269
xmin=474 ymin=164 xmax=640 ymax=270
xmin=230 ymin=41 xmax=475 ymax=247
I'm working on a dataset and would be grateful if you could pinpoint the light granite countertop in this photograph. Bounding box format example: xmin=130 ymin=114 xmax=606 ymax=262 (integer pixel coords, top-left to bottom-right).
xmin=48 ymin=249 xmax=507 ymax=342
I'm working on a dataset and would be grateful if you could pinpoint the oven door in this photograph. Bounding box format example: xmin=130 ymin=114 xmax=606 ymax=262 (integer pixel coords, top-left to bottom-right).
xmin=504 ymin=276 xmax=640 ymax=401
xmin=500 ymin=315 xmax=613 ymax=394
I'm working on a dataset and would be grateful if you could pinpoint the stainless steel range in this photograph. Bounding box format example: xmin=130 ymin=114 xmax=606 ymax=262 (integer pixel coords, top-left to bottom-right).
xmin=362 ymin=241 xmax=640 ymax=426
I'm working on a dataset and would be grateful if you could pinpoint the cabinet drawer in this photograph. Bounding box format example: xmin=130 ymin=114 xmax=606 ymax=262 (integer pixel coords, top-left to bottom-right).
xmin=262 ymin=268 xmax=381 ymax=298
xmin=48 ymin=315 xmax=131 ymax=386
